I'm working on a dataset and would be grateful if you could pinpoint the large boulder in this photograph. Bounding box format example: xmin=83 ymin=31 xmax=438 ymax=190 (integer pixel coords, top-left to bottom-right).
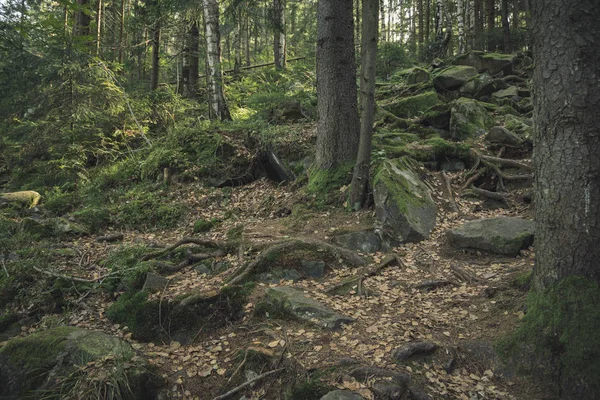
xmin=449 ymin=98 xmax=495 ymax=141
xmin=333 ymin=230 xmax=384 ymax=253
xmin=393 ymin=67 xmax=431 ymax=85
xmin=447 ymin=217 xmax=534 ymax=256
xmin=454 ymin=51 xmax=517 ymax=76
xmin=458 ymin=73 xmax=494 ymax=97
xmin=0 ymin=327 xmax=158 ymax=399
xmin=503 ymin=114 xmax=533 ymax=141
xmin=373 ymin=158 xmax=436 ymax=244
xmin=433 ymin=66 xmax=479 ymax=91
xmin=485 ymin=126 xmax=524 ymax=146
xmin=265 ymin=287 xmax=354 ymax=329
xmin=383 ymin=91 xmax=441 ymax=119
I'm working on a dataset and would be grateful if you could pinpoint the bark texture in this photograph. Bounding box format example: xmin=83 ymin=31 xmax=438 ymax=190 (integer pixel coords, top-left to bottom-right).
xmin=457 ymin=0 xmax=466 ymax=54
xmin=315 ymin=0 xmax=360 ymax=170
xmin=349 ymin=0 xmax=378 ymax=210
xmin=273 ymin=0 xmax=286 ymax=69
xmin=150 ymin=20 xmax=160 ymax=90
xmin=532 ymin=0 xmax=600 ymax=289
xmin=203 ymin=0 xmax=232 ymax=121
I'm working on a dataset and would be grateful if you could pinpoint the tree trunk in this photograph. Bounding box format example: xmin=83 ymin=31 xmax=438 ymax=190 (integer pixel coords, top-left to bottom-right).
xmin=417 ymin=0 xmax=423 ymax=58
xmin=486 ymin=0 xmax=495 ymax=50
xmin=189 ymin=20 xmax=199 ymax=97
xmin=349 ymin=0 xmax=378 ymax=210
xmin=315 ymin=0 xmax=360 ymax=170
xmin=118 ymin=0 xmax=125 ymax=63
xmin=473 ymin=0 xmax=483 ymax=49
xmin=501 ymin=0 xmax=511 ymax=52
xmin=435 ymin=0 xmax=443 ymax=39
xmin=150 ymin=19 xmax=160 ymax=90
xmin=245 ymin=14 xmax=251 ymax=66
xmin=512 ymin=0 xmax=518 ymax=31
xmin=95 ymin=0 xmax=102 ymax=55
xmin=273 ymin=0 xmax=286 ymax=69
xmin=425 ymin=0 xmax=430 ymax=44
xmin=380 ymin=0 xmax=386 ymax=42
xmin=457 ymin=0 xmax=466 ymax=54
xmin=355 ymin=0 xmax=361 ymax=55
xmin=202 ymin=0 xmax=232 ymax=121
xmin=74 ymin=0 xmax=91 ymax=37
xmin=532 ymin=0 xmax=600 ymax=290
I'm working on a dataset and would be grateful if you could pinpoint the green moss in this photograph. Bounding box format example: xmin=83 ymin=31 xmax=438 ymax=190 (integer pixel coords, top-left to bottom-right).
xmin=115 ymin=190 xmax=186 ymax=230
xmin=254 ymin=296 xmax=293 ymax=320
xmin=72 ymin=205 xmax=111 ymax=233
xmin=499 ymin=276 xmax=600 ymax=395
xmin=193 ymin=218 xmax=219 ymax=233
xmin=285 ymin=379 xmax=331 ymax=400
xmin=307 ymin=162 xmax=353 ymax=204
xmin=510 ymin=270 xmax=533 ymax=291
xmin=0 ymin=312 xmax=19 ymax=332
xmin=373 ymin=157 xmax=429 ymax=216
xmin=106 ymin=291 xmax=163 ymax=342
xmin=383 ymin=91 xmax=441 ymax=119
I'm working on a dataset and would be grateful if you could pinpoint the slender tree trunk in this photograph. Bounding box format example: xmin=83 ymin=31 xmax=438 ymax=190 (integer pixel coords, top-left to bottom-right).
xmin=315 ymin=0 xmax=360 ymax=170
xmin=245 ymin=14 xmax=251 ymax=66
xmin=233 ymin=17 xmax=242 ymax=74
xmin=425 ymin=0 xmax=431 ymax=43
xmin=435 ymin=0 xmax=443 ymax=39
xmin=512 ymin=0 xmax=518 ymax=30
xmin=501 ymin=0 xmax=511 ymax=51
xmin=350 ymin=0 xmax=378 ymax=210
xmin=118 ymin=0 xmax=125 ymax=63
xmin=95 ymin=0 xmax=102 ymax=55
xmin=486 ymin=0 xmax=495 ymax=50
xmin=150 ymin=19 xmax=160 ymax=90
xmin=457 ymin=0 xmax=466 ymax=54
xmin=183 ymin=20 xmax=199 ymax=98
xmin=380 ymin=0 xmax=386 ymax=42
xmin=273 ymin=0 xmax=286 ymax=69
xmin=386 ymin=0 xmax=391 ymax=41
xmin=355 ymin=0 xmax=361 ymax=55
xmin=532 ymin=0 xmax=600 ymax=289
xmin=202 ymin=0 xmax=231 ymax=121
xmin=468 ymin=0 xmax=475 ymax=50
xmin=417 ymin=0 xmax=424 ymax=58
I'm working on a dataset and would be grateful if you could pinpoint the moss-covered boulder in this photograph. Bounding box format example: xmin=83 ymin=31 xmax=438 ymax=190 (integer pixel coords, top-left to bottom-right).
xmin=485 ymin=126 xmax=524 ymax=146
xmin=393 ymin=67 xmax=431 ymax=85
xmin=373 ymin=157 xmax=436 ymax=243
xmin=503 ymin=114 xmax=533 ymax=141
xmin=492 ymin=86 xmax=520 ymax=101
xmin=419 ymin=104 xmax=452 ymax=130
xmin=447 ymin=217 xmax=534 ymax=256
xmin=454 ymin=51 xmax=517 ymax=76
xmin=449 ymin=98 xmax=495 ymax=141
xmin=383 ymin=91 xmax=441 ymax=119
xmin=458 ymin=73 xmax=494 ymax=97
xmin=0 ymin=327 xmax=157 ymax=399
xmin=21 ymin=217 xmax=88 ymax=238
xmin=433 ymin=66 xmax=479 ymax=91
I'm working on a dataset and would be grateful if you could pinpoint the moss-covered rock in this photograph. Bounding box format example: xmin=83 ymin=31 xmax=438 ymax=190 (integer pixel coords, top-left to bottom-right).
xmin=458 ymin=73 xmax=494 ymax=97
xmin=433 ymin=66 xmax=479 ymax=91
xmin=454 ymin=51 xmax=516 ymax=75
xmin=449 ymin=98 xmax=495 ymax=141
xmin=373 ymin=157 xmax=436 ymax=243
xmin=21 ymin=217 xmax=88 ymax=238
xmin=503 ymin=114 xmax=533 ymax=141
xmin=0 ymin=327 xmax=157 ymax=399
xmin=393 ymin=67 xmax=431 ymax=85
xmin=419 ymin=104 xmax=452 ymax=130
xmin=383 ymin=91 xmax=441 ymax=119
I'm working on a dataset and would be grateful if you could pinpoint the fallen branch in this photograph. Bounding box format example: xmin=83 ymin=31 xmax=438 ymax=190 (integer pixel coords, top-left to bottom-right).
xmin=153 ymin=250 xmax=224 ymax=273
xmin=460 ymin=171 xmax=483 ymax=191
xmin=325 ymin=254 xmax=403 ymax=295
xmin=141 ymin=237 xmax=222 ymax=261
xmin=212 ymin=368 xmax=285 ymax=400
xmin=467 ymin=186 xmax=510 ymax=203
xmin=441 ymin=171 xmax=459 ymax=213
xmin=478 ymin=154 xmax=532 ymax=172
xmin=451 ymin=265 xmax=484 ymax=284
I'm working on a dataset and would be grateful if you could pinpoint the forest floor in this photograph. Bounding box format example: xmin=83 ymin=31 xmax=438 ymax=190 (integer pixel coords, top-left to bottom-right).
xmin=7 ymin=128 xmax=550 ymax=400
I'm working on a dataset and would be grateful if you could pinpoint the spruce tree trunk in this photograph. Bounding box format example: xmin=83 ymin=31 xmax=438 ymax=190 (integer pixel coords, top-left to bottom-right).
xmin=486 ymin=0 xmax=495 ymax=50
xmin=501 ymin=0 xmax=510 ymax=51
xmin=417 ymin=0 xmax=423 ymax=58
xmin=273 ymin=0 xmax=286 ymax=69
xmin=189 ymin=21 xmax=199 ymax=98
xmin=315 ymin=0 xmax=360 ymax=170
xmin=202 ymin=0 xmax=231 ymax=121
xmin=435 ymin=0 xmax=443 ymax=39
xmin=425 ymin=0 xmax=430 ymax=44
xmin=531 ymin=0 xmax=600 ymax=290
xmin=355 ymin=0 xmax=361 ymax=55
xmin=150 ymin=20 xmax=160 ymax=90
xmin=474 ymin=0 xmax=483 ymax=49
xmin=349 ymin=0 xmax=378 ymax=210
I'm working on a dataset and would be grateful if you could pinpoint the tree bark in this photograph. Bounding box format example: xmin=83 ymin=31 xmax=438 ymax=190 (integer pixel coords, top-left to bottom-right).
xmin=189 ymin=20 xmax=199 ymax=97
xmin=74 ymin=0 xmax=91 ymax=37
xmin=531 ymin=0 xmax=600 ymax=289
xmin=203 ymin=0 xmax=232 ymax=121
xmin=380 ymin=0 xmax=386 ymax=42
xmin=457 ymin=0 xmax=466 ymax=54
xmin=118 ymin=0 xmax=125 ymax=63
xmin=417 ymin=0 xmax=424 ymax=58
xmin=349 ymin=0 xmax=378 ymax=210
xmin=425 ymin=0 xmax=430 ymax=44
xmin=273 ymin=0 xmax=286 ymax=69
xmin=315 ymin=0 xmax=360 ymax=170
xmin=486 ymin=0 xmax=496 ymax=51
xmin=435 ymin=0 xmax=443 ymax=40
xmin=355 ymin=0 xmax=361 ymax=55
xmin=150 ymin=18 xmax=160 ymax=90
xmin=474 ymin=0 xmax=483 ymax=49
xmin=501 ymin=0 xmax=511 ymax=51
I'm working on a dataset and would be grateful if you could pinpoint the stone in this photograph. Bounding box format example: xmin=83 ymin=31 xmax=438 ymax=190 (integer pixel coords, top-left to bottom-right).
xmin=420 ymin=104 xmax=451 ymax=130
xmin=384 ymin=91 xmax=441 ymax=119
xmin=433 ymin=65 xmax=479 ymax=91
xmin=473 ymin=78 xmax=510 ymax=99
xmin=373 ymin=158 xmax=436 ymax=244
xmin=454 ymin=51 xmax=516 ymax=75
xmin=392 ymin=342 xmax=438 ymax=362
xmin=440 ymin=159 xmax=466 ymax=172
xmin=257 ymin=269 xmax=302 ymax=283
xmin=449 ymin=98 xmax=495 ymax=141
xmin=266 ymin=287 xmax=354 ymax=329
xmin=194 ymin=264 xmax=212 ymax=275
xmin=485 ymin=126 xmax=523 ymax=146
xmin=395 ymin=67 xmax=431 ymax=85
xmin=503 ymin=114 xmax=533 ymax=141
xmin=300 ymin=260 xmax=326 ymax=278
xmin=0 ymin=327 xmax=157 ymax=399
xmin=447 ymin=217 xmax=534 ymax=256
xmin=371 ymin=382 xmax=407 ymax=400
xmin=492 ymin=86 xmax=519 ymax=99
xmin=458 ymin=73 xmax=494 ymax=96
xmin=320 ymin=390 xmax=365 ymax=400
xmin=142 ymin=272 xmax=169 ymax=292
xmin=333 ymin=231 xmax=383 ymax=253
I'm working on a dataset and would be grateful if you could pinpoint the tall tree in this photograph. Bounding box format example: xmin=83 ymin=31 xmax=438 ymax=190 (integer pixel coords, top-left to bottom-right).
xmin=435 ymin=0 xmax=443 ymax=39
xmin=531 ymin=0 xmax=600 ymax=290
xmin=203 ymin=0 xmax=231 ymax=121
xmin=486 ymin=0 xmax=495 ymax=50
xmin=417 ymin=0 xmax=424 ymax=57
xmin=149 ymin=0 xmax=160 ymax=90
xmin=501 ymin=0 xmax=510 ymax=51
xmin=314 ymin=0 xmax=360 ymax=171
xmin=74 ymin=0 xmax=91 ymax=37
xmin=273 ymin=0 xmax=286 ymax=69
xmin=349 ymin=0 xmax=378 ymax=210
xmin=457 ymin=0 xmax=466 ymax=54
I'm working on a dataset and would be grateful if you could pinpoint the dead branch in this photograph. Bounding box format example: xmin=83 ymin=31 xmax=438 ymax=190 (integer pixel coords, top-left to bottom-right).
xmin=212 ymin=368 xmax=285 ymax=400
xmin=153 ymin=250 xmax=223 ymax=273
xmin=95 ymin=233 xmax=124 ymax=243
xmin=451 ymin=265 xmax=484 ymax=284
xmin=441 ymin=171 xmax=459 ymax=213
xmin=478 ymin=154 xmax=532 ymax=171
xmin=141 ymin=237 xmax=222 ymax=261
xmin=466 ymin=186 xmax=511 ymax=203
xmin=325 ymin=254 xmax=403 ymax=294
xmin=460 ymin=171 xmax=483 ymax=191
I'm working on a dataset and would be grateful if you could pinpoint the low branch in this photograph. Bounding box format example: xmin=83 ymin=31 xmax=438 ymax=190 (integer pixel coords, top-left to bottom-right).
xmin=212 ymin=368 xmax=285 ymax=400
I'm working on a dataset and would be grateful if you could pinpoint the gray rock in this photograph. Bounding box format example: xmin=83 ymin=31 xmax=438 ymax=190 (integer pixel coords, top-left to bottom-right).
xmin=447 ymin=217 xmax=534 ymax=256
xmin=458 ymin=73 xmax=494 ymax=96
xmin=142 ymin=272 xmax=169 ymax=292
xmin=454 ymin=51 xmax=516 ymax=75
xmin=320 ymin=390 xmax=365 ymax=400
xmin=394 ymin=67 xmax=431 ymax=85
xmin=504 ymin=114 xmax=533 ymax=141
xmin=333 ymin=231 xmax=383 ymax=253
xmin=300 ymin=260 xmax=326 ymax=278
xmin=373 ymin=158 xmax=436 ymax=244
xmin=433 ymin=65 xmax=479 ymax=91
xmin=194 ymin=264 xmax=212 ymax=275
xmin=0 ymin=327 xmax=156 ymax=398
xmin=449 ymin=98 xmax=495 ymax=141
xmin=392 ymin=341 xmax=438 ymax=362
xmin=474 ymin=79 xmax=510 ymax=99
xmin=371 ymin=382 xmax=407 ymax=400
xmin=485 ymin=126 xmax=523 ymax=146
xmin=266 ymin=287 xmax=354 ymax=329
xmin=440 ymin=159 xmax=466 ymax=172
xmin=257 ymin=269 xmax=302 ymax=283
xmin=492 ymin=86 xmax=519 ymax=99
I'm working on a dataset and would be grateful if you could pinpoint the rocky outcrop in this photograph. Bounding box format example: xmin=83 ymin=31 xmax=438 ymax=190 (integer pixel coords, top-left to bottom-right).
xmin=447 ymin=217 xmax=534 ymax=256
xmin=449 ymin=98 xmax=495 ymax=141
xmin=373 ymin=157 xmax=436 ymax=244
xmin=384 ymin=91 xmax=441 ymax=119
xmin=454 ymin=51 xmax=516 ymax=76
xmin=433 ymin=66 xmax=479 ymax=91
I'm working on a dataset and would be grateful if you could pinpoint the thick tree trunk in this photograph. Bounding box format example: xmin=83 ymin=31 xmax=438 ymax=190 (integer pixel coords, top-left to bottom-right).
xmin=273 ymin=0 xmax=286 ymax=69
xmin=349 ymin=0 xmax=378 ymax=210
xmin=203 ymin=0 xmax=232 ymax=121
xmin=532 ymin=0 xmax=600 ymax=290
xmin=315 ymin=0 xmax=360 ymax=170
xmin=457 ymin=0 xmax=466 ymax=54
xmin=486 ymin=0 xmax=496 ymax=51
xmin=501 ymin=0 xmax=511 ymax=51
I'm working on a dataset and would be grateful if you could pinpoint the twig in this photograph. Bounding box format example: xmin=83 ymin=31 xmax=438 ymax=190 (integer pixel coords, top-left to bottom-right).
xmin=441 ymin=171 xmax=459 ymax=213
xmin=212 ymin=368 xmax=285 ymax=400
xmin=461 ymin=171 xmax=483 ymax=191
xmin=228 ymin=349 xmax=249 ymax=383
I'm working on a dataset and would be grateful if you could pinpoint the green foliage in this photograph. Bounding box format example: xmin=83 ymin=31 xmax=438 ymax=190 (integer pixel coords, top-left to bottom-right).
xmin=102 ymin=245 xmax=153 ymax=293
xmin=307 ymin=163 xmax=354 ymax=205
xmin=193 ymin=218 xmax=219 ymax=234
xmin=499 ymin=276 xmax=600 ymax=394
xmin=377 ymin=42 xmax=414 ymax=79
xmin=106 ymin=291 xmax=163 ymax=342
xmin=115 ymin=190 xmax=186 ymax=231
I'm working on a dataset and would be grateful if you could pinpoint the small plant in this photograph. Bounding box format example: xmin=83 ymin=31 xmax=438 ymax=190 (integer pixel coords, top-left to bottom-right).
xmin=193 ymin=218 xmax=219 ymax=233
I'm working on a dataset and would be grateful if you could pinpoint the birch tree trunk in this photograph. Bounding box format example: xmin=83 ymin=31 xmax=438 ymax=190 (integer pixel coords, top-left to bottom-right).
xmin=349 ymin=0 xmax=378 ymax=210
xmin=95 ymin=0 xmax=102 ymax=55
xmin=273 ymin=0 xmax=286 ymax=69
xmin=457 ymin=0 xmax=466 ymax=54
xmin=203 ymin=0 xmax=231 ymax=121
